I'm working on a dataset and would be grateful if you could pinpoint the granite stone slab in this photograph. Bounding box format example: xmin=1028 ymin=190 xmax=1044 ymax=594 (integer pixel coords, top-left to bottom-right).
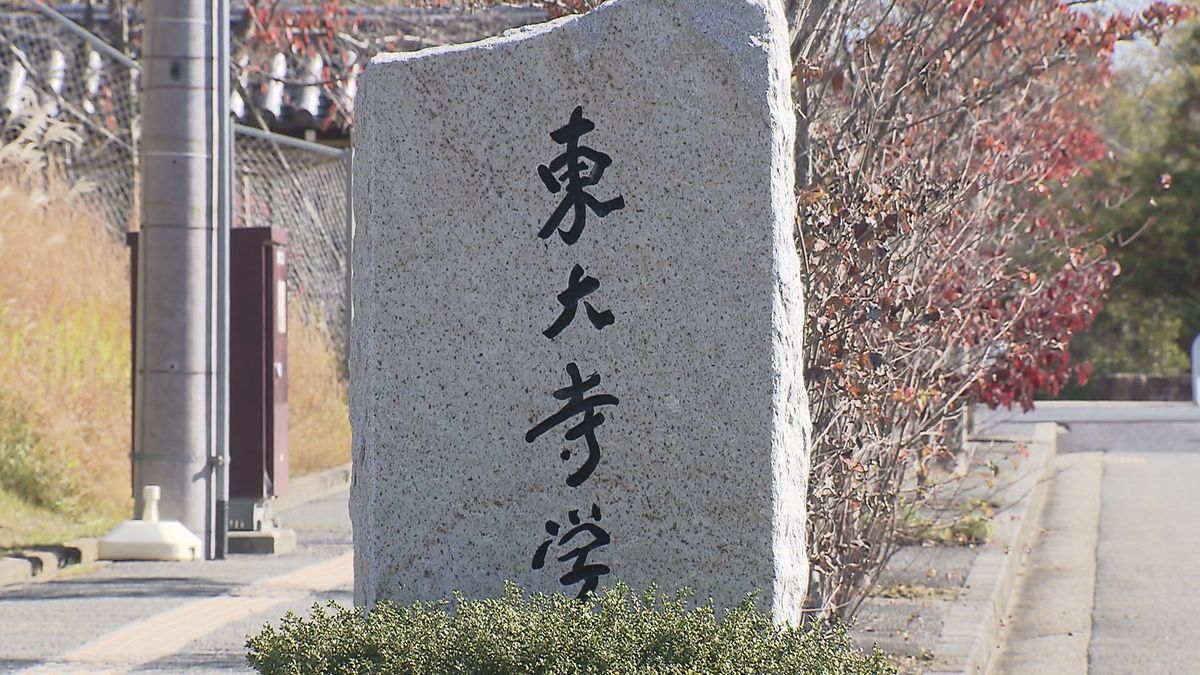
xmin=351 ymin=0 xmax=811 ymax=622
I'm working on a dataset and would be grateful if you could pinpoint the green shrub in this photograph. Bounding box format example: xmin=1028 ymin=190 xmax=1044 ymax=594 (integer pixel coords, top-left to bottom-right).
xmin=0 ymin=395 xmax=77 ymax=513
xmin=1071 ymin=297 xmax=1190 ymax=377
xmin=245 ymin=583 xmax=894 ymax=674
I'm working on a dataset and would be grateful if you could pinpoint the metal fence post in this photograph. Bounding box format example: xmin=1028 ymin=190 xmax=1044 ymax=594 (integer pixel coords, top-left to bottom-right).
xmin=213 ymin=0 xmax=233 ymax=561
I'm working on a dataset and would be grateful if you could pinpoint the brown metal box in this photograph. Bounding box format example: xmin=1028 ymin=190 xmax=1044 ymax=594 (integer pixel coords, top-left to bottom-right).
xmin=128 ymin=228 xmax=289 ymax=533
xmin=230 ymin=227 xmax=289 ymax=502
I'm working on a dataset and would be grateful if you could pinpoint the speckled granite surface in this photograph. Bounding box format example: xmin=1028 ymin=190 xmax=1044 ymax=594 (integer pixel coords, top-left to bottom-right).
xmin=351 ymin=0 xmax=811 ymax=622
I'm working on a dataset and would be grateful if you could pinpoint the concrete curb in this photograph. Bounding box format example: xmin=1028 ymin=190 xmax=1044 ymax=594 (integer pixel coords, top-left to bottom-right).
xmin=0 ymin=538 xmax=100 ymax=588
xmin=987 ymin=452 xmax=1103 ymax=673
xmin=927 ymin=422 xmax=1059 ymax=675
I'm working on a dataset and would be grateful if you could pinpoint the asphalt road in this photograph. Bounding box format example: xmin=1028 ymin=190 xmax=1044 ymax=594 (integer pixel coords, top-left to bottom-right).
xmin=1090 ymin=449 xmax=1200 ymax=674
xmin=989 ymin=404 xmax=1200 ymax=675
xmin=0 ymin=488 xmax=353 ymax=673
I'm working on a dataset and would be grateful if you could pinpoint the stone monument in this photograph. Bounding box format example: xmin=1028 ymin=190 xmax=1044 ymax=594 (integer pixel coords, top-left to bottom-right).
xmin=351 ymin=0 xmax=812 ymax=622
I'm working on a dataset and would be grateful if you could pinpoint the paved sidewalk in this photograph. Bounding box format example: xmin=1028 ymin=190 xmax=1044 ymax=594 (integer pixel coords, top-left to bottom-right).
xmin=985 ymin=402 xmax=1200 ymax=674
xmin=853 ymin=424 xmax=1057 ymax=674
xmin=0 ymin=489 xmax=353 ymax=673
xmin=994 ymin=451 xmax=1200 ymax=674
xmin=990 ymin=452 xmax=1102 ymax=674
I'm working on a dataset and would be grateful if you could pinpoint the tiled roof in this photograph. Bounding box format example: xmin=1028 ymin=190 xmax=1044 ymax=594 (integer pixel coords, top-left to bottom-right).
xmin=1 ymin=3 xmax=545 ymax=139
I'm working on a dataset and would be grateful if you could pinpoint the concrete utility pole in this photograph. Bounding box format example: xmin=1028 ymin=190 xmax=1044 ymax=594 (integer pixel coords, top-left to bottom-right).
xmin=134 ymin=0 xmax=230 ymax=558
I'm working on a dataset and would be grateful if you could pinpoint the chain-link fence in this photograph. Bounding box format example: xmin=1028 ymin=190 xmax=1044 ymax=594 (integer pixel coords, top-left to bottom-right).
xmin=0 ymin=3 xmax=352 ymax=350
xmin=234 ymin=132 xmax=350 ymax=346
xmin=0 ymin=5 xmax=140 ymax=233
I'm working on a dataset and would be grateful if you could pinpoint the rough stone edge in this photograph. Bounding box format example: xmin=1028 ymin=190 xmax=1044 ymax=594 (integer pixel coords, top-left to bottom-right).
xmin=368 ymin=2 xmax=569 ymax=67
xmin=926 ymin=422 xmax=1059 ymax=675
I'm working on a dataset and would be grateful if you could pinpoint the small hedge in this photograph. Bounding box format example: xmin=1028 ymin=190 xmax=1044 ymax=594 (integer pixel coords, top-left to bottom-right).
xmin=246 ymin=583 xmax=893 ymax=674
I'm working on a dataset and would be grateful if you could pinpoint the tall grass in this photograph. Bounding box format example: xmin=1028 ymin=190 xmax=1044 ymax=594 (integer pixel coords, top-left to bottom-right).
xmin=0 ymin=114 xmax=349 ymax=541
xmin=287 ymin=312 xmax=351 ymax=475
xmin=0 ymin=129 xmax=131 ymax=517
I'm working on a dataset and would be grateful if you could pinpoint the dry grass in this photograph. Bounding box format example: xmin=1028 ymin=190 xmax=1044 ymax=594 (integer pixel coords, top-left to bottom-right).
xmin=287 ymin=311 xmax=351 ymax=475
xmin=0 ymin=485 xmax=118 ymax=550
xmin=0 ymin=165 xmax=132 ymax=518
xmin=0 ymin=113 xmax=349 ymax=545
